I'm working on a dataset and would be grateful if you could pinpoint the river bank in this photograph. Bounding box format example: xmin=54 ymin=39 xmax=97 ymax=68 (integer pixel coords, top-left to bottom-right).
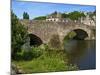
xmin=12 ymin=44 xmax=78 ymax=74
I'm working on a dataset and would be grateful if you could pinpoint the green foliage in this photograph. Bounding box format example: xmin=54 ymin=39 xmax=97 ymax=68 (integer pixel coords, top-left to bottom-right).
xmin=22 ymin=50 xmax=34 ymax=60
xmin=11 ymin=11 xmax=28 ymax=59
xmin=63 ymin=31 xmax=76 ymax=44
xmin=34 ymin=16 xmax=46 ymax=20
xmin=13 ymin=50 xmax=33 ymax=61
xmin=12 ymin=44 xmax=78 ymax=73
xmin=88 ymin=11 xmax=96 ymax=17
xmin=15 ymin=46 xmax=43 ymax=60
xmin=67 ymin=11 xmax=85 ymax=20
xmin=61 ymin=13 xmax=68 ymax=18
xmin=39 ymin=44 xmax=49 ymax=51
xmin=13 ymin=49 xmax=78 ymax=73
xmin=23 ymin=12 xmax=29 ymax=19
xmin=67 ymin=31 xmax=76 ymax=39
xmin=13 ymin=51 xmax=71 ymax=73
xmin=88 ymin=11 xmax=96 ymax=20
xmin=93 ymin=10 xmax=96 ymax=15
xmin=31 ymin=46 xmax=43 ymax=58
xmin=61 ymin=11 xmax=86 ymax=20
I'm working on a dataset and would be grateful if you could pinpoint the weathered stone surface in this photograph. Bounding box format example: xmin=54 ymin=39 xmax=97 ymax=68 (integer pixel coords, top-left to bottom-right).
xmin=20 ymin=20 xmax=96 ymax=44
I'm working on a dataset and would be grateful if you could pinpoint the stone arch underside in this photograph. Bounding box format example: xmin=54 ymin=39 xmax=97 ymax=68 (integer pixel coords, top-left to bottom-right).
xmin=28 ymin=34 xmax=43 ymax=46
xmin=72 ymin=29 xmax=88 ymax=40
xmin=62 ymin=27 xmax=91 ymax=42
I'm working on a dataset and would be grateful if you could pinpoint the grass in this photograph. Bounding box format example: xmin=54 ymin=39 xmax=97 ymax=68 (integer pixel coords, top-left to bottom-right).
xmin=12 ymin=45 xmax=78 ymax=74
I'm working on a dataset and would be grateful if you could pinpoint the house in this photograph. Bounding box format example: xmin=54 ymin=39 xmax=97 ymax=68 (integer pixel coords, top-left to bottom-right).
xmin=46 ymin=11 xmax=63 ymax=22
xmin=80 ymin=12 xmax=96 ymax=26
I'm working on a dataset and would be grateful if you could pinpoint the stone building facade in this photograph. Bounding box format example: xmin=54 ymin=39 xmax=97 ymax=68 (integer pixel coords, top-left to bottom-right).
xmin=46 ymin=11 xmax=61 ymax=22
xmin=46 ymin=11 xmax=96 ymax=26
xmin=80 ymin=12 xmax=96 ymax=26
xmin=46 ymin=11 xmax=68 ymax=22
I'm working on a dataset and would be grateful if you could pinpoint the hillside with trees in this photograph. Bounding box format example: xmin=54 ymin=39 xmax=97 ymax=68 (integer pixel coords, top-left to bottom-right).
xmin=34 ymin=16 xmax=46 ymax=20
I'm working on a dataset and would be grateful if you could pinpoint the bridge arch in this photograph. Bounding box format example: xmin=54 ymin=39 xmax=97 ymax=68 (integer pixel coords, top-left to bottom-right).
xmin=28 ymin=34 xmax=43 ymax=46
xmin=71 ymin=29 xmax=88 ymax=40
xmin=63 ymin=28 xmax=90 ymax=42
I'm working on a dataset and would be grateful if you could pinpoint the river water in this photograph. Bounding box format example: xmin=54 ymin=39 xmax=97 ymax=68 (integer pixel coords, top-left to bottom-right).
xmin=64 ymin=40 xmax=96 ymax=70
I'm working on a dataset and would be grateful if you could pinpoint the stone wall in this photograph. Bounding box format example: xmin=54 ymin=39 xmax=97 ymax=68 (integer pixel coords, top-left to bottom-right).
xmin=20 ymin=20 xmax=95 ymax=44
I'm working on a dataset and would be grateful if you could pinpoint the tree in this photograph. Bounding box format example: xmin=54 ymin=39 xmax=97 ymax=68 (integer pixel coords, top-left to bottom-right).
xmin=11 ymin=11 xmax=28 ymax=59
xmin=67 ymin=11 xmax=85 ymax=20
xmin=53 ymin=11 xmax=57 ymax=15
xmin=88 ymin=11 xmax=96 ymax=20
xmin=61 ymin=13 xmax=68 ymax=18
xmin=93 ymin=10 xmax=96 ymax=15
xmin=34 ymin=16 xmax=46 ymax=20
xmin=23 ymin=12 xmax=29 ymax=19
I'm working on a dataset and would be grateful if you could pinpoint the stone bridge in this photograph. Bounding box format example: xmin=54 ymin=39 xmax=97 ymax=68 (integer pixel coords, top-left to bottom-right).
xmin=20 ymin=20 xmax=95 ymax=47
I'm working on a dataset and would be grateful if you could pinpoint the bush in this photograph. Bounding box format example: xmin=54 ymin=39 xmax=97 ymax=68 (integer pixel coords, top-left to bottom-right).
xmin=39 ymin=44 xmax=50 ymax=51
xmin=22 ymin=50 xmax=33 ymax=60
xmin=13 ymin=51 xmax=23 ymax=60
xmin=68 ymin=11 xmax=86 ymax=20
xmin=11 ymin=11 xmax=28 ymax=60
xmin=31 ymin=46 xmax=43 ymax=58
xmin=13 ymin=45 xmax=46 ymax=60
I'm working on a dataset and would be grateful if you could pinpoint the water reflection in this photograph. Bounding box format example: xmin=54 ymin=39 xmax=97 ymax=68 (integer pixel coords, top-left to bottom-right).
xmin=64 ymin=40 xmax=96 ymax=70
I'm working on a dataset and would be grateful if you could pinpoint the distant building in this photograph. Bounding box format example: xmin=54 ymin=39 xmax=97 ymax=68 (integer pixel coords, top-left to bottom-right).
xmin=46 ymin=11 xmax=61 ymax=22
xmin=46 ymin=11 xmax=96 ymax=26
xmin=80 ymin=12 xmax=96 ymax=26
xmin=46 ymin=11 xmax=68 ymax=22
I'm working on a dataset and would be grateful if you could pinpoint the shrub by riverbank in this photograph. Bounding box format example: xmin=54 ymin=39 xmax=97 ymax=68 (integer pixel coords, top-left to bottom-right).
xmin=12 ymin=44 xmax=78 ymax=74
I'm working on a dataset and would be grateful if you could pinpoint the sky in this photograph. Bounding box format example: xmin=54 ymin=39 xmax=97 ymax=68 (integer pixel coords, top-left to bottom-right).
xmin=11 ymin=0 xmax=96 ymax=19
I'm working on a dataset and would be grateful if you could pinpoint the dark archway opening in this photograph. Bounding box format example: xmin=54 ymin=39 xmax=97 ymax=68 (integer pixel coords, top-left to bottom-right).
xmin=64 ymin=29 xmax=88 ymax=41
xmin=28 ymin=34 xmax=43 ymax=46
xmin=73 ymin=29 xmax=88 ymax=40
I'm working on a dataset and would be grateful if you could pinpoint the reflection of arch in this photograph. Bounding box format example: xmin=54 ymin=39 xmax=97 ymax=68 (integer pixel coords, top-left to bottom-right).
xmin=28 ymin=34 xmax=43 ymax=46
